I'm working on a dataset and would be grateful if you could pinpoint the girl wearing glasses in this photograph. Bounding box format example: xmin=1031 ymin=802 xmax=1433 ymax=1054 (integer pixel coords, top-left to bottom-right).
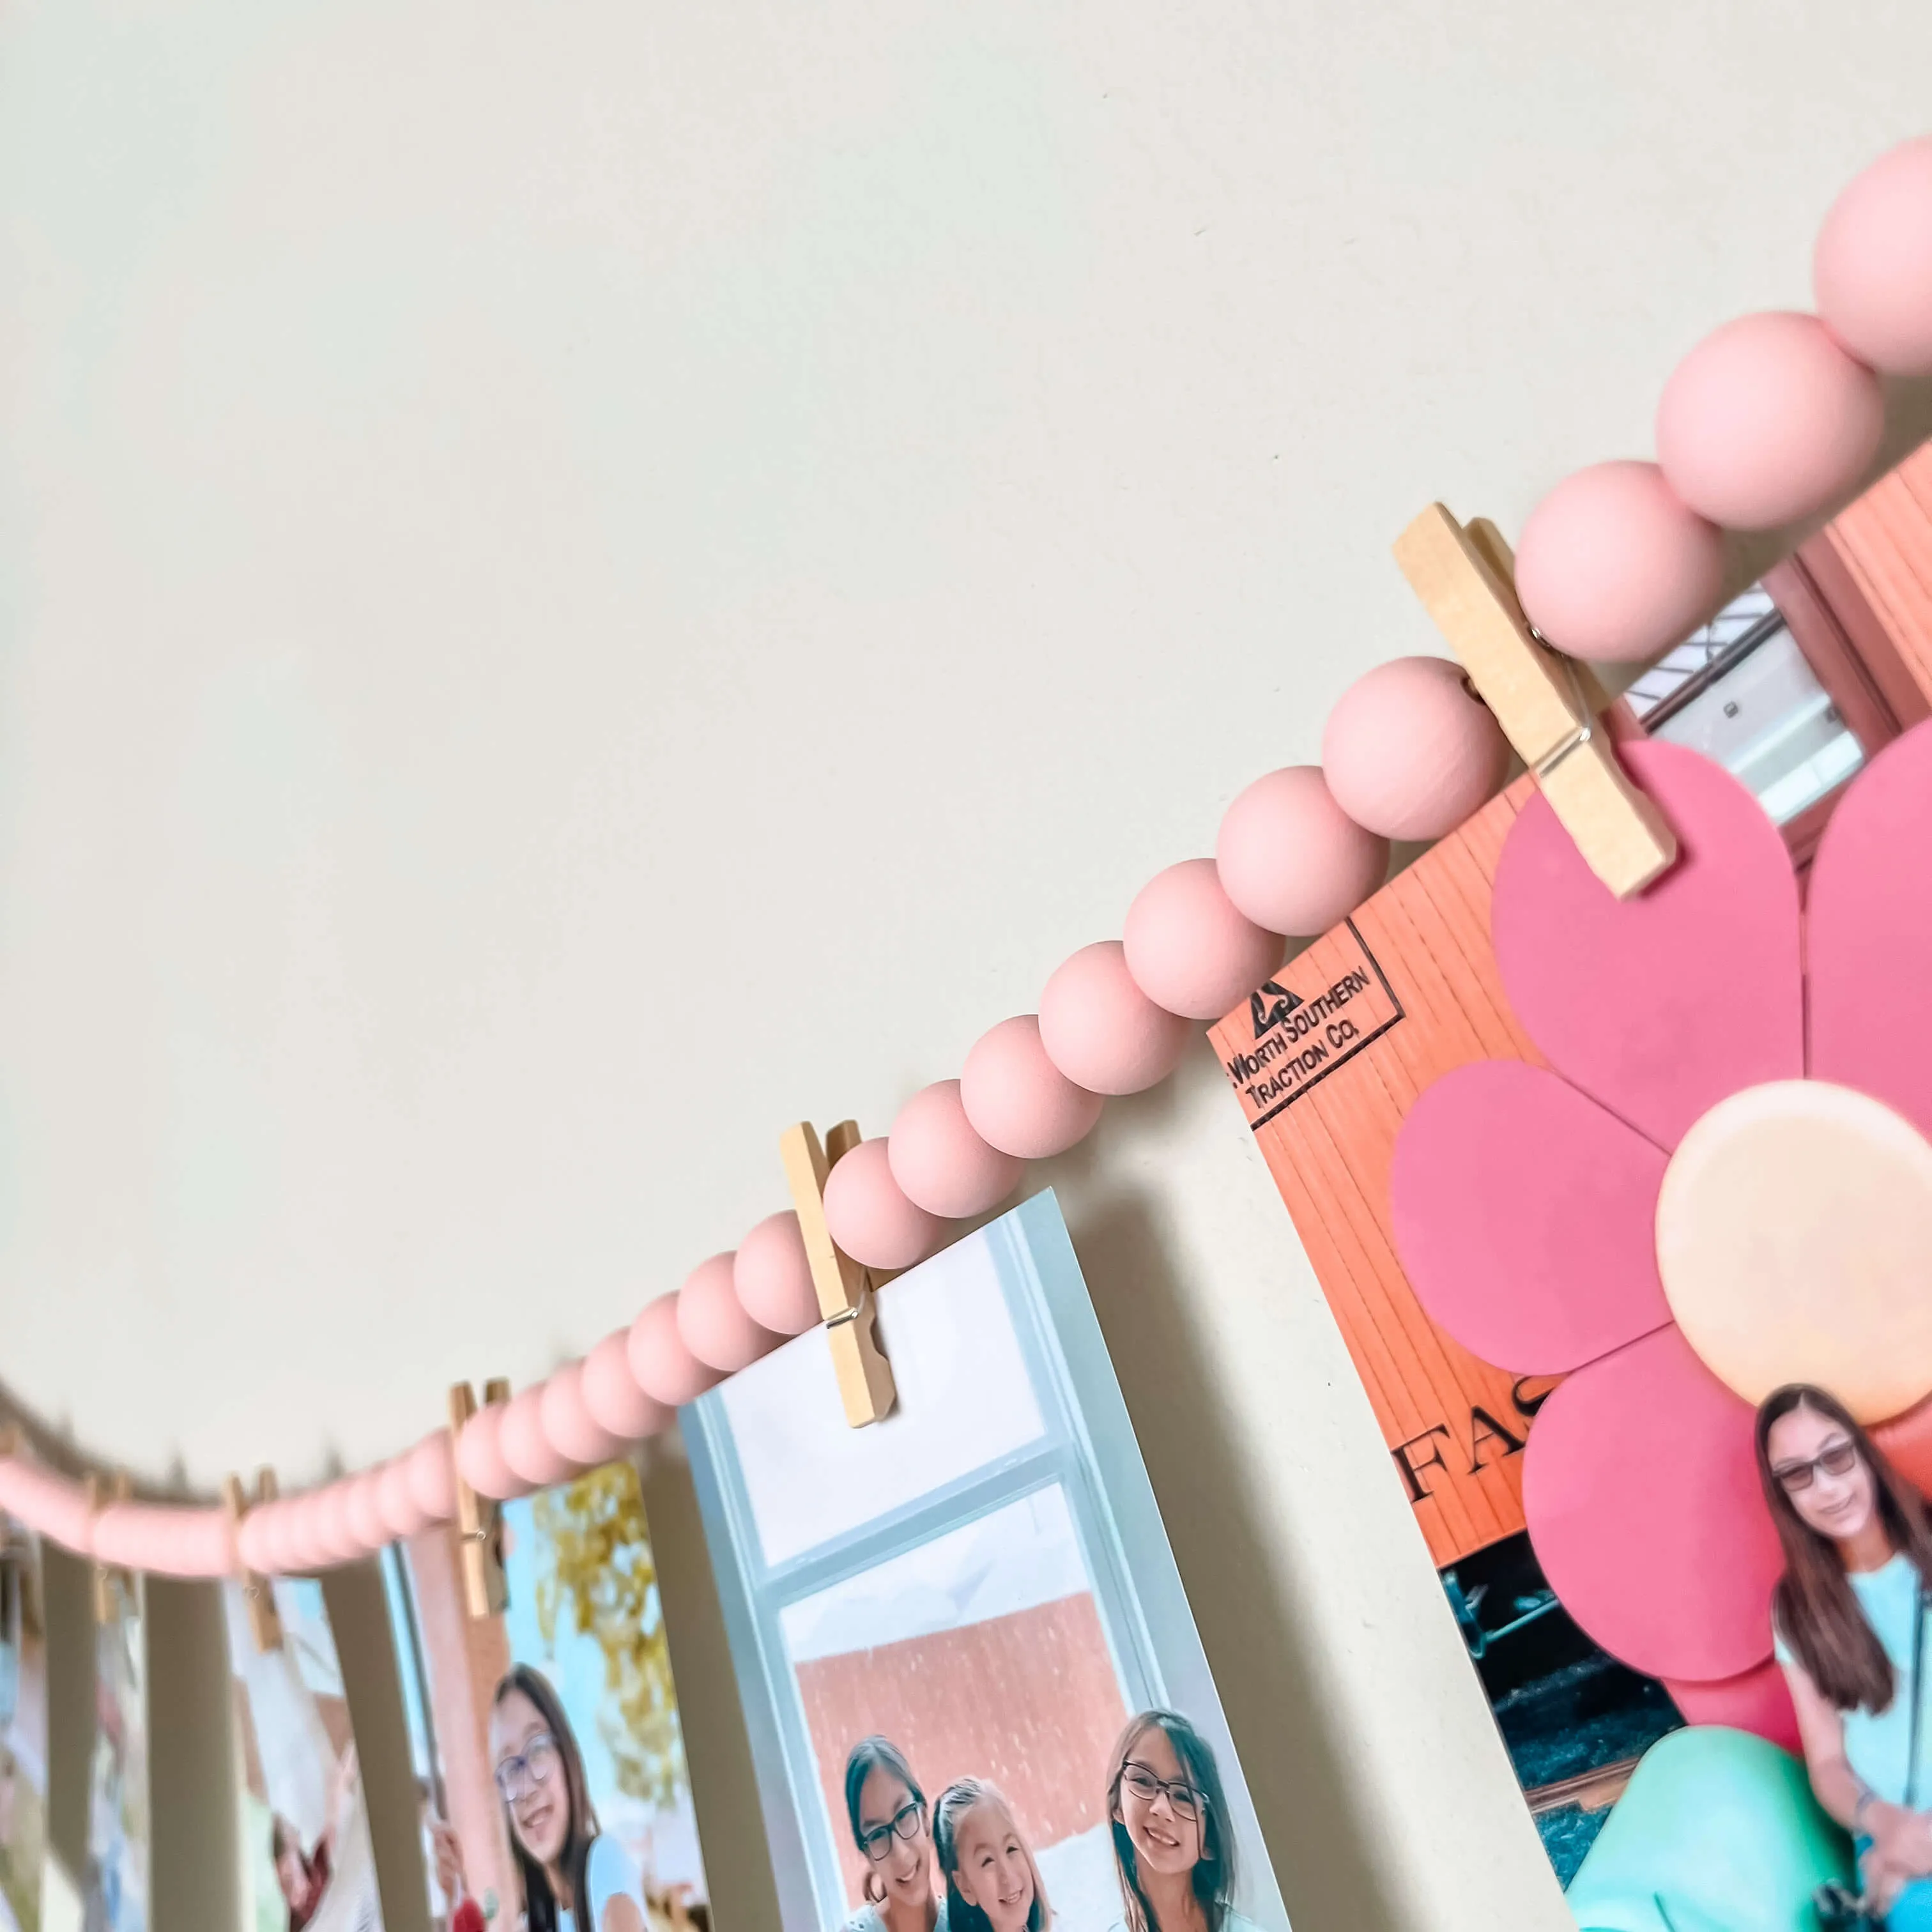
xmin=1759 ymin=1384 xmax=1932 ymax=1926
xmin=1104 ymin=1710 xmax=1253 ymax=1932
xmin=931 ymin=1780 xmax=1050 ymax=1932
xmin=839 ymin=1737 xmax=946 ymax=1932
xmin=489 ymin=1666 xmax=648 ymax=1932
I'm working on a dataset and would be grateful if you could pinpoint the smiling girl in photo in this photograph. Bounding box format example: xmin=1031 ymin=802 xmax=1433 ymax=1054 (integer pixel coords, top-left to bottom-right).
xmin=1105 ymin=1710 xmax=1255 ymax=1932
xmin=931 ymin=1781 xmax=1050 ymax=1932
xmin=489 ymin=1665 xmax=649 ymax=1932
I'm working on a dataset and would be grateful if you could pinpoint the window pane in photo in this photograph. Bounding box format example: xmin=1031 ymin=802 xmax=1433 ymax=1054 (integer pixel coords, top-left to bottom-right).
xmin=717 ymin=1227 xmax=1046 ymax=1568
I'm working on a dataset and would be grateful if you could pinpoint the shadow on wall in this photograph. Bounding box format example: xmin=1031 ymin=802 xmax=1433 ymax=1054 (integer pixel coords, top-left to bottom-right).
xmin=1041 ymin=1064 xmax=1402 ymax=1932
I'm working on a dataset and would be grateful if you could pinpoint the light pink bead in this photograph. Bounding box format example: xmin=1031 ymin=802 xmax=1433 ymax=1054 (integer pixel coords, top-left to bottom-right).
xmin=345 ymin=1471 xmax=388 ymax=1554
xmin=501 ymin=1385 xmax=576 ymax=1489
xmin=962 ymin=1015 xmax=1106 ymax=1159
xmin=0 ymin=1459 xmax=94 ymax=1554
xmin=284 ymin=1492 xmax=334 ymax=1572
xmin=1814 ymin=137 xmax=1932 ymax=375
xmin=677 ymin=1251 xmax=782 ymax=1372
xmin=261 ymin=1498 xmax=305 ymax=1574
xmin=540 ymin=1361 xmax=626 ymax=1469
xmin=405 ymin=1430 xmax=457 ymax=1523
xmin=377 ymin=1460 xmax=431 ymax=1541
xmin=1123 ymin=859 xmax=1284 ymax=1021
xmin=457 ymin=1404 xmax=526 ymax=1503
xmin=1656 ymin=312 xmax=1884 ymax=530
xmin=1216 ymin=766 xmax=1388 ymax=937
xmin=733 ymin=1213 xmax=821 ymax=1337
xmin=824 ymin=1138 xmax=945 ymax=1270
xmin=888 ymin=1080 xmax=1025 ymax=1219
xmin=1322 ymin=657 xmax=1511 ymax=838
xmin=583 ymin=1328 xmax=675 ymax=1440
xmin=1039 ymin=942 xmax=1192 ymax=1096
xmin=629 ymin=1295 xmax=726 ymax=1409
xmin=318 ymin=1482 xmax=363 ymax=1565
xmin=1515 ymin=461 xmax=1728 ymax=663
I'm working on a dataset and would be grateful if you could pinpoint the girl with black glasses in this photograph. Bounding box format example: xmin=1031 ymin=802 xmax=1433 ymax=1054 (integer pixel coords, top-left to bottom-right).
xmin=839 ymin=1736 xmax=947 ymax=1932
xmin=1105 ymin=1710 xmax=1254 ymax=1932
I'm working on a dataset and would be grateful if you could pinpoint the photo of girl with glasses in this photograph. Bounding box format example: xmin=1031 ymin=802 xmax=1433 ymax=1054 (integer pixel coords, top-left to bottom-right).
xmin=1759 ymin=1384 xmax=1932 ymax=1928
xmin=840 ymin=1738 xmax=948 ymax=1932
xmin=1104 ymin=1711 xmax=1255 ymax=1932
xmin=489 ymin=1666 xmax=651 ymax=1932
xmin=932 ymin=1781 xmax=1050 ymax=1932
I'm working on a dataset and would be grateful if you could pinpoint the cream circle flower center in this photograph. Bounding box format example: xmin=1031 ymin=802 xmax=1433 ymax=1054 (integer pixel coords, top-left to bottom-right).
xmin=1655 ymin=1078 xmax=1932 ymax=1424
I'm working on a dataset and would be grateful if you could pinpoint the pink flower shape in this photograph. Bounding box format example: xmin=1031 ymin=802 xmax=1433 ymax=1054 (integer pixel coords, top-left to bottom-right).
xmin=1390 ymin=724 xmax=1932 ymax=1703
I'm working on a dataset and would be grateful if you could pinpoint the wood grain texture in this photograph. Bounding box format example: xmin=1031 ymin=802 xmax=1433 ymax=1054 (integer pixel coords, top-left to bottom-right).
xmin=1211 ymin=778 xmax=1554 ymax=1566
xmin=1820 ymin=441 xmax=1932 ymax=712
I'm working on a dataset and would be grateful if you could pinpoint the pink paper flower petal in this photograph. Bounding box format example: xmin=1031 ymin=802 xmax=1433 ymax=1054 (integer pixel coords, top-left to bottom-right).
xmin=1391 ymin=1061 xmax=1673 ymax=1374
xmin=1666 ymin=1661 xmax=1800 ymax=1757
xmin=1807 ymin=719 xmax=1932 ymax=1140
xmin=1523 ymin=1326 xmax=1781 ymax=1683
xmin=1492 ymin=742 xmax=1802 ymax=1150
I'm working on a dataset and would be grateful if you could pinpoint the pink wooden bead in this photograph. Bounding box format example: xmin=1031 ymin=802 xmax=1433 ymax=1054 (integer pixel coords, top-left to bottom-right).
xmin=1039 ymin=941 xmax=1192 ymax=1096
xmin=962 ymin=1015 xmax=1106 ymax=1159
xmin=318 ymin=1482 xmax=363 ymax=1565
xmin=540 ymin=1361 xmax=626 ymax=1468
xmin=889 ymin=1080 xmax=1025 ymax=1219
xmin=346 ymin=1471 xmax=388 ymax=1554
xmin=456 ymin=1404 xmax=525 ymax=1503
xmin=677 ymin=1251 xmax=781 ymax=1372
xmin=1322 ymin=657 xmax=1511 ymax=837
xmin=1216 ymin=766 xmax=1388 ymax=937
xmin=1123 ymin=859 xmax=1284 ymax=1021
xmin=0 ymin=1459 xmax=94 ymax=1554
xmin=287 ymin=1492 xmax=336 ymax=1572
xmin=733 ymin=1213 xmax=821 ymax=1337
xmin=1814 ymin=137 xmax=1932 ymax=376
xmin=377 ymin=1459 xmax=431 ymax=1541
xmin=1515 ymin=461 xmax=1728 ymax=663
xmin=1656 ymin=312 xmax=1884 ymax=530
xmin=584 ymin=1328 xmax=675 ymax=1439
xmin=261 ymin=1497 xmax=305 ymax=1574
xmin=824 ymin=1138 xmax=945 ymax=1269
xmin=629 ymin=1294 xmax=726 ymax=1409
xmin=405 ymin=1430 xmax=457 ymax=1523
xmin=501 ymin=1384 xmax=576 ymax=1489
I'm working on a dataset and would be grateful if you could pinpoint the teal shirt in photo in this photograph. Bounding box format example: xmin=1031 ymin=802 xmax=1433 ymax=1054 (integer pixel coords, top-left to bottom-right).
xmin=1775 ymin=1553 xmax=1929 ymax=1806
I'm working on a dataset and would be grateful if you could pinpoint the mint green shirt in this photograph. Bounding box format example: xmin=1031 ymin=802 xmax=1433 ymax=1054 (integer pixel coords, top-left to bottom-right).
xmin=1775 ymin=1552 xmax=1929 ymax=1807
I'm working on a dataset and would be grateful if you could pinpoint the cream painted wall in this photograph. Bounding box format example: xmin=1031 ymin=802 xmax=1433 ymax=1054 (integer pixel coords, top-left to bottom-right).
xmin=3 ymin=4 xmax=1929 ymax=1927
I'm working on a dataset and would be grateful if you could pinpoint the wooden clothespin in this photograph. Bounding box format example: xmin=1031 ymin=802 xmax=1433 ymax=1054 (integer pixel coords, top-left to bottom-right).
xmin=88 ymin=1473 xmax=134 ymax=1625
xmin=780 ymin=1121 xmax=896 ymax=1428
xmin=1394 ymin=503 xmax=1677 ymax=898
xmin=224 ymin=1469 xmax=284 ymax=1652
xmin=448 ymin=1379 xmax=509 ymax=1618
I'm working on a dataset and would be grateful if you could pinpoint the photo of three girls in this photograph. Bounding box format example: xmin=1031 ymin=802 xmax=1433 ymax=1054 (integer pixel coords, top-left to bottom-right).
xmin=837 ymin=1712 xmax=1262 ymax=1932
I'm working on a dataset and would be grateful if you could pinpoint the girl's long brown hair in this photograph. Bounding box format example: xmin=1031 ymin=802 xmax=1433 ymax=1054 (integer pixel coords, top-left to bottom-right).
xmin=1105 ymin=1711 xmax=1238 ymax=1932
xmin=1756 ymin=1384 xmax=1932 ymax=1713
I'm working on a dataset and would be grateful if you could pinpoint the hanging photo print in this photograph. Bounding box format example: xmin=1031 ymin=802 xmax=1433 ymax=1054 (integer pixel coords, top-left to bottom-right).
xmin=226 ymin=1578 xmax=385 ymax=1932
xmin=382 ymin=1457 xmax=709 ymax=1932
xmin=0 ymin=1517 xmax=43 ymax=1932
xmin=687 ymin=1188 xmax=1292 ymax=1932
xmin=1209 ymin=449 xmax=1932 ymax=1927
xmin=83 ymin=1574 xmax=149 ymax=1932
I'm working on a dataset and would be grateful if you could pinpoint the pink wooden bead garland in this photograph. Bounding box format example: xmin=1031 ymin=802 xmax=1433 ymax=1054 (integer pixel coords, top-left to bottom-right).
xmin=822 ymin=1138 xmax=944 ymax=1270
xmin=962 ymin=1015 xmax=1106 ymax=1158
xmin=0 ymin=133 xmax=1923 ymax=1579
xmin=1322 ymin=656 xmax=1512 ymax=839
xmin=676 ymin=1251 xmax=782 ymax=1372
xmin=888 ymin=1081 xmax=1025 ymax=1219
xmin=1123 ymin=859 xmax=1284 ymax=1022
xmin=1515 ymin=462 xmax=1728 ymax=665
xmin=1655 ymin=311 xmax=1884 ymax=531
xmin=1215 ymin=766 xmax=1390 ymax=938
xmin=1814 ymin=136 xmax=1932 ymax=376
xmin=1038 ymin=942 xmax=1192 ymax=1096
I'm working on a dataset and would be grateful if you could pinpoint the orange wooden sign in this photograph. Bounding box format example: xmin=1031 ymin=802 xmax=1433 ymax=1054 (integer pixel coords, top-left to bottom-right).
xmin=1211 ymin=776 xmax=1559 ymax=1567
